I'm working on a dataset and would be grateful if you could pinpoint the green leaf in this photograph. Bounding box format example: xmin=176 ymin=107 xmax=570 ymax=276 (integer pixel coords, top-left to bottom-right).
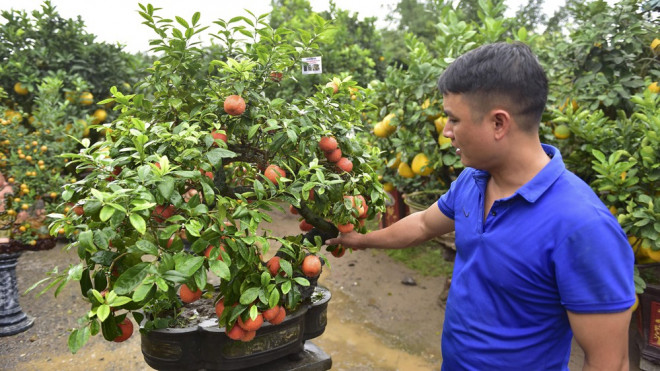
xmin=261 ymin=271 xmax=270 ymax=286
xmin=293 ymin=277 xmax=310 ymax=286
xmin=206 ymin=148 xmax=237 ymax=167
xmin=240 ymin=287 xmax=260 ymax=305
xmin=135 ymin=240 xmax=158 ymax=255
xmin=175 ymin=256 xmax=205 ymax=277
xmin=158 ymin=177 xmax=175 ymax=199
xmin=280 ymin=259 xmax=293 ymax=277
xmin=68 ymin=327 xmax=90 ymax=354
xmin=79 ymin=230 xmax=97 ymax=253
xmin=99 ymin=205 xmax=116 ymax=222
xmin=130 ymin=214 xmax=147 ymax=234
xmin=209 ymin=260 xmax=231 ymax=280
xmin=133 ymin=283 xmax=154 ymax=302
xmin=114 ymin=262 xmax=150 ymax=295
xmin=268 ymin=289 xmax=280 ymax=308
xmin=97 ymin=305 xmax=111 ymax=322
xmin=281 ymin=280 xmax=291 ymax=294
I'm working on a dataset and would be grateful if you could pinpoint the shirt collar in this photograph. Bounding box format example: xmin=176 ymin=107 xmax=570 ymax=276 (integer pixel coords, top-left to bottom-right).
xmin=471 ymin=144 xmax=566 ymax=203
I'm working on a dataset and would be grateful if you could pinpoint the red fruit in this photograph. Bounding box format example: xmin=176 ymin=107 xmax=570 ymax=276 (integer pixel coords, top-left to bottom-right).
xmin=211 ymin=129 xmax=228 ymax=146
xmin=299 ymin=220 xmax=313 ymax=232
xmin=73 ymin=205 xmax=84 ymax=216
xmin=153 ymin=204 xmax=176 ymax=222
xmin=302 ymin=255 xmax=322 ymax=278
xmin=337 ymin=223 xmax=354 ymax=233
xmin=325 ymin=148 xmax=342 ymax=163
xmin=224 ymin=95 xmax=246 ymax=116
xmin=325 ymin=81 xmax=339 ymax=94
xmin=179 ymin=284 xmax=202 ymax=304
xmin=113 ymin=166 xmax=122 ymax=176
xmin=113 ymin=318 xmax=134 ymax=342
xmin=267 ymin=256 xmax=281 ymax=276
xmin=331 ymin=245 xmax=346 ymax=258
xmin=336 ymin=157 xmax=353 ymax=173
xmin=289 ymin=205 xmax=299 ymax=215
xmin=269 ymin=307 xmax=286 ymax=325
xmin=241 ymin=330 xmax=257 ymax=342
xmin=226 ymin=323 xmax=246 ymax=340
xmin=153 ymin=162 xmax=161 ymax=169
xmin=215 ymin=299 xmax=225 ymax=318
xmin=269 ymin=71 xmax=283 ymax=82
xmin=166 ymin=234 xmax=175 ymax=249
xmin=262 ymin=305 xmax=281 ymax=322
xmin=238 ymin=313 xmax=264 ymax=332
xmin=319 ymin=136 xmax=338 ymax=153
xmin=204 ymin=245 xmax=226 ymax=260
xmin=264 ymin=164 xmax=286 ymax=185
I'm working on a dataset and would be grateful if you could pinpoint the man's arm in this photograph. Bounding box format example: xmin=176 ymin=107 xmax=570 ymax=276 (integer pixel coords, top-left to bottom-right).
xmin=325 ymin=203 xmax=454 ymax=250
xmin=567 ymin=309 xmax=632 ymax=371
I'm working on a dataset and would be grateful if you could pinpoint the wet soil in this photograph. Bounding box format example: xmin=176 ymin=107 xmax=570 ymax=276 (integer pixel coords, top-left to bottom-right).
xmin=0 ymin=206 xmax=642 ymax=370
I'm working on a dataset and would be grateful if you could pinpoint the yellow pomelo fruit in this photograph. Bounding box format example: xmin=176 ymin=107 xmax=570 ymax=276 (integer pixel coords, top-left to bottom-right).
xmin=383 ymin=182 xmax=395 ymax=192
xmin=651 ymin=38 xmax=660 ymax=54
xmin=79 ymin=91 xmax=94 ymax=105
xmin=14 ymin=82 xmax=28 ymax=95
xmin=411 ymin=153 xmax=432 ymax=176
xmin=438 ymin=133 xmax=452 ymax=146
xmin=553 ymin=124 xmax=570 ymax=140
xmin=388 ymin=153 xmax=402 ymax=169
xmin=648 ymin=82 xmax=660 ymax=94
xmin=374 ymin=122 xmax=389 ymax=138
xmin=397 ymin=162 xmax=414 ymax=178
xmin=92 ymin=109 xmax=107 ymax=124
xmin=434 ymin=116 xmax=446 ymax=133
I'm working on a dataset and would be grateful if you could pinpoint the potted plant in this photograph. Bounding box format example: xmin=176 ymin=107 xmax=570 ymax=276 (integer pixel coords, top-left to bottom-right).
xmin=29 ymin=5 xmax=386 ymax=368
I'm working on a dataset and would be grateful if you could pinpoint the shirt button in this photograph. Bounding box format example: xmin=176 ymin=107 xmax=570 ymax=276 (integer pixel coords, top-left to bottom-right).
xmin=491 ymin=211 xmax=496 ymax=216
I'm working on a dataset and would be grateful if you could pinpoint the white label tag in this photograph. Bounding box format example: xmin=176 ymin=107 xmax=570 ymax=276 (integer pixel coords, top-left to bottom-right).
xmin=301 ymin=56 xmax=322 ymax=75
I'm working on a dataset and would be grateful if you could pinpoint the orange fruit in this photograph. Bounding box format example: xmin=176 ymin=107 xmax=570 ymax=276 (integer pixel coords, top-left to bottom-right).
xmin=331 ymin=245 xmax=346 ymax=258
xmin=264 ymin=164 xmax=285 ymax=185
xmin=336 ymin=157 xmax=353 ymax=173
xmin=325 ymin=148 xmax=342 ymax=163
xmin=238 ymin=313 xmax=263 ymax=332
xmin=337 ymin=223 xmax=354 ymax=233
xmin=266 ymin=256 xmax=281 ymax=276
xmin=179 ymin=284 xmax=202 ymax=304
xmin=241 ymin=330 xmax=256 ymax=342
xmin=215 ymin=299 xmax=225 ymax=318
xmin=79 ymin=91 xmax=94 ymax=105
xmin=226 ymin=323 xmax=246 ymax=340
xmin=302 ymin=255 xmax=321 ymax=278
xmin=224 ymin=95 xmax=246 ymax=116
xmin=319 ymin=136 xmax=338 ymax=152
xmin=268 ymin=307 xmax=286 ymax=325
xmin=299 ymin=219 xmax=313 ymax=232
xmin=263 ymin=305 xmax=281 ymax=322
xmin=325 ymin=81 xmax=338 ymax=94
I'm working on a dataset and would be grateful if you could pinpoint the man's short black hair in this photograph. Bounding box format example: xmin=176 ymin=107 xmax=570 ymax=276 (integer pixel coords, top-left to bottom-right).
xmin=437 ymin=42 xmax=548 ymax=131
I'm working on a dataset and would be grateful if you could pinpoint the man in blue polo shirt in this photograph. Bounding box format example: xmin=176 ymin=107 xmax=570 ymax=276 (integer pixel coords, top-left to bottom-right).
xmin=325 ymin=42 xmax=635 ymax=370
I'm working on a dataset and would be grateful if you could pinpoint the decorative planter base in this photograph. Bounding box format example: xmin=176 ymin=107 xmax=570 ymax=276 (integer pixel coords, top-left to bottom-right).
xmin=0 ymin=252 xmax=34 ymax=336
xmin=634 ymin=281 xmax=660 ymax=368
xmin=141 ymin=286 xmax=331 ymax=371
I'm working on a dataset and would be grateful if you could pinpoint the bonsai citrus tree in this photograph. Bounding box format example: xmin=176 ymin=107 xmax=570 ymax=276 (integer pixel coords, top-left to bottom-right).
xmin=0 ymin=77 xmax=72 ymax=245
xmin=31 ymin=4 xmax=385 ymax=352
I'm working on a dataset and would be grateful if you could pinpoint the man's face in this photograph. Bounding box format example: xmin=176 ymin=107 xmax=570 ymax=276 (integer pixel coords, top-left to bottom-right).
xmin=441 ymin=93 xmax=496 ymax=170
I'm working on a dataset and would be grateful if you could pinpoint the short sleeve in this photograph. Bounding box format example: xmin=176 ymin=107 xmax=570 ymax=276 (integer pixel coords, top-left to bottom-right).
xmin=437 ymin=168 xmax=474 ymax=220
xmin=554 ymin=215 xmax=635 ymax=313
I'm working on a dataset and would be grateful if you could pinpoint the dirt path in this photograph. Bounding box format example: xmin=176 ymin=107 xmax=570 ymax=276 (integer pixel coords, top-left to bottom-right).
xmin=0 ymin=205 xmax=642 ymax=370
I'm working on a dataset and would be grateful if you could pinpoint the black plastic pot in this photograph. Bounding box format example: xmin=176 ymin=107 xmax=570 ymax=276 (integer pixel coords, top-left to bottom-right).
xmin=141 ymin=286 xmax=331 ymax=371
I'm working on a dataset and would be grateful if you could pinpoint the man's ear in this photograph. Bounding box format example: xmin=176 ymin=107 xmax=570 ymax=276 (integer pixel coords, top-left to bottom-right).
xmin=491 ymin=109 xmax=511 ymax=140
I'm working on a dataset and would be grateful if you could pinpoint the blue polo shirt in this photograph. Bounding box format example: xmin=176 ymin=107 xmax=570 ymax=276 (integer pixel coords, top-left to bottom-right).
xmin=437 ymin=144 xmax=634 ymax=370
